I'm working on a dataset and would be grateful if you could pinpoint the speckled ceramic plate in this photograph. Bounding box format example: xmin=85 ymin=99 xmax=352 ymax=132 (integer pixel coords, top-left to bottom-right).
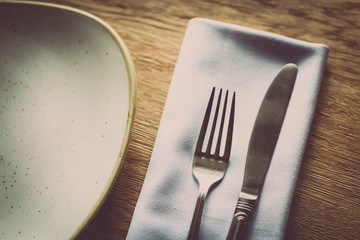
xmin=0 ymin=1 xmax=136 ymax=239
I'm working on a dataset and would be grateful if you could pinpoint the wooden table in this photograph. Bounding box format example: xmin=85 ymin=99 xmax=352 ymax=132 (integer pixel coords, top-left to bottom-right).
xmin=30 ymin=0 xmax=360 ymax=239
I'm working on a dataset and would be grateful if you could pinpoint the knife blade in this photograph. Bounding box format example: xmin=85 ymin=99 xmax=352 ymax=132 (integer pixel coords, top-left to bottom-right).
xmin=226 ymin=63 xmax=298 ymax=240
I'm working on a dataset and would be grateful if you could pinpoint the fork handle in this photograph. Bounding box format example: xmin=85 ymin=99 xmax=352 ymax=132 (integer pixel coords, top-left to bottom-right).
xmin=226 ymin=197 xmax=256 ymax=240
xmin=187 ymin=186 xmax=209 ymax=240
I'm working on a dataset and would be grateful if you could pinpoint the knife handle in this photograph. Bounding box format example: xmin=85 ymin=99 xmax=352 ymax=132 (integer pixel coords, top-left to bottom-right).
xmin=226 ymin=197 xmax=256 ymax=240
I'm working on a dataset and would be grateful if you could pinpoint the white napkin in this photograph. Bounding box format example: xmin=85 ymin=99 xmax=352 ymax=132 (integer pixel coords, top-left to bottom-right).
xmin=127 ymin=18 xmax=329 ymax=240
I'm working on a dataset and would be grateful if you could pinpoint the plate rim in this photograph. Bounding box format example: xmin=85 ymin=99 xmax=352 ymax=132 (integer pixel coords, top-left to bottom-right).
xmin=1 ymin=1 xmax=137 ymax=239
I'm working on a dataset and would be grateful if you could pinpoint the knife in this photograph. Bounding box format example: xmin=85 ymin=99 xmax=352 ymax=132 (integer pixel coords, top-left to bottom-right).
xmin=226 ymin=63 xmax=298 ymax=240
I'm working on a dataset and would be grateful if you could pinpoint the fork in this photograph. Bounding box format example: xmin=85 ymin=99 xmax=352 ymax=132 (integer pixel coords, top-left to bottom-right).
xmin=187 ymin=87 xmax=236 ymax=240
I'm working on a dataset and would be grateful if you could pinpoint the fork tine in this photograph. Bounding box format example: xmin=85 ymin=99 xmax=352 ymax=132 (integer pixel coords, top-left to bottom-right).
xmin=205 ymin=89 xmax=223 ymax=155
xmin=214 ymin=90 xmax=229 ymax=157
xmin=223 ymin=92 xmax=236 ymax=160
xmin=195 ymin=87 xmax=215 ymax=154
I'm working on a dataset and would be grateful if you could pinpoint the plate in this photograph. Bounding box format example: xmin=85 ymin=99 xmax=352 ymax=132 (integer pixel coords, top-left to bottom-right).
xmin=0 ymin=1 xmax=136 ymax=239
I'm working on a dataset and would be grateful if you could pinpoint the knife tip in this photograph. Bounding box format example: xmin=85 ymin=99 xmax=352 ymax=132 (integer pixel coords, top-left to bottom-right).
xmin=284 ymin=63 xmax=298 ymax=70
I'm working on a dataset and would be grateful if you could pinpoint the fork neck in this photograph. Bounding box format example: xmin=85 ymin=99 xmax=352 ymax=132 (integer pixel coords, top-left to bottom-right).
xmin=198 ymin=182 xmax=212 ymax=196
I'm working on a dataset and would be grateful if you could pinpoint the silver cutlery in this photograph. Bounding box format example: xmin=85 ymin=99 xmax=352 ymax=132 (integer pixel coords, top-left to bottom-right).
xmin=187 ymin=87 xmax=236 ymax=240
xmin=226 ymin=63 xmax=298 ymax=240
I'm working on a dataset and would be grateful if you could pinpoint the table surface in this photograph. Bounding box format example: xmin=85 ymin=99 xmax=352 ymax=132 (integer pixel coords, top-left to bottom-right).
xmin=26 ymin=0 xmax=360 ymax=239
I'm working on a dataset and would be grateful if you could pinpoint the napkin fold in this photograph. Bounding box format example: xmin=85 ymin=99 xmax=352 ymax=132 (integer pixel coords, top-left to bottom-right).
xmin=127 ymin=18 xmax=329 ymax=240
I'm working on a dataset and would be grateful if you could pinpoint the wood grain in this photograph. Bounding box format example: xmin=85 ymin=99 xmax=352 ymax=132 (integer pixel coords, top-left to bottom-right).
xmin=25 ymin=0 xmax=360 ymax=239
